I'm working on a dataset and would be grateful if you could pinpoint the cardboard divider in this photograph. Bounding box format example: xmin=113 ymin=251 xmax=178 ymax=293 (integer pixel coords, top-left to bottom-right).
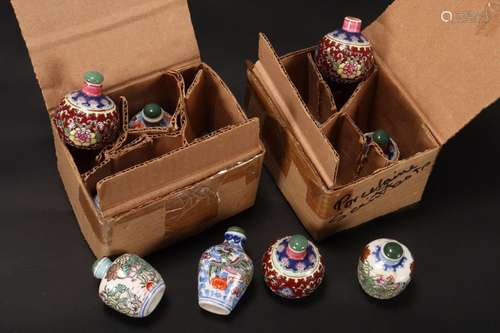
xmin=12 ymin=0 xmax=264 ymax=256
xmin=83 ymin=134 xmax=185 ymax=196
xmin=96 ymin=119 xmax=261 ymax=216
xmin=320 ymin=114 xmax=365 ymax=186
xmin=255 ymin=34 xmax=339 ymax=188
xmin=342 ymin=65 xmax=438 ymax=159
xmin=281 ymin=49 xmax=337 ymax=125
xmin=270 ymin=34 xmax=438 ymax=186
xmin=357 ymin=143 xmax=391 ymax=178
xmin=183 ymin=64 xmax=248 ymax=142
xmin=108 ymin=71 xmax=184 ymax=135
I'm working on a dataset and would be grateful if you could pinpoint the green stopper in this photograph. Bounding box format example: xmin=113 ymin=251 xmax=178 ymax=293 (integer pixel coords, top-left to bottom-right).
xmin=288 ymin=234 xmax=308 ymax=252
xmin=84 ymin=71 xmax=104 ymax=85
xmin=373 ymin=129 xmax=390 ymax=147
xmin=143 ymin=103 xmax=163 ymax=120
xmin=227 ymin=226 xmax=245 ymax=236
xmin=383 ymin=241 xmax=404 ymax=260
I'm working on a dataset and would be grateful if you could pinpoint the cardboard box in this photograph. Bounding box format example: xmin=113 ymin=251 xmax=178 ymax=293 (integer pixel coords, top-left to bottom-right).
xmin=11 ymin=0 xmax=264 ymax=257
xmin=246 ymin=0 xmax=499 ymax=240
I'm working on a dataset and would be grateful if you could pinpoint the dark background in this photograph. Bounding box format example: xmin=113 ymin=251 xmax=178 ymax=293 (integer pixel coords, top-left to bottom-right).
xmin=1 ymin=0 xmax=499 ymax=332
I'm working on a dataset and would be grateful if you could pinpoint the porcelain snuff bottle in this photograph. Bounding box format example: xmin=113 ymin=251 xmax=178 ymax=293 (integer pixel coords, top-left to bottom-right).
xmin=54 ymin=71 xmax=120 ymax=149
xmin=357 ymin=238 xmax=414 ymax=299
xmin=198 ymin=227 xmax=254 ymax=315
xmin=364 ymin=129 xmax=400 ymax=161
xmin=316 ymin=16 xmax=375 ymax=84
xmin=92 ymin=254 xmax=166 ymax=317
xmin=128 ymin=103 xmax=172 ymax=129
xmin=262 ymin=234 xmax=325 ymax=299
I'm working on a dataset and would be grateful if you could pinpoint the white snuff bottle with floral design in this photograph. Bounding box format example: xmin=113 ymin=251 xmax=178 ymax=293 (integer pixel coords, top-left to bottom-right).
xmin=197 ymin=227 xmax=254 ymax=315
xmin=357 ymin=239 xmax=414 ymax=299
xmin=92 ymin=254 xmax=166 ymax=317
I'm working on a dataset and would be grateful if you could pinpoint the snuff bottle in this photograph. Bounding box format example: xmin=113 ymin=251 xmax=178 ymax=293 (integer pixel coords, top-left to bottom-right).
xmin=316 ymin=17 xmax=374 ymax=84
xmin=128 ymin=103 xmax=172 ymax=129
xmin=54 ymin=71 xmax=120 ymax=149
xmin=198 ymin=227 xmax=254 ymax=315
xmin=92 ymin=254 xmax=166 ymax=317
xmin=357 ymin=238 xmax=414 ymax=300
xmin=364 ymin=129 xmax=400 ymax=161
xmin=262 ymin=234 xmax=325 ymax=299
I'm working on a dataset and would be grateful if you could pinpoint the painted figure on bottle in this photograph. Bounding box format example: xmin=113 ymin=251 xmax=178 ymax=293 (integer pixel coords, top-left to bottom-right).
xmin=54 ymin=71 xmax=119 ymax=149
xmin=92 ymin=254 xmax=166 ymax=317
xmin=357 ymin=238 xmax=414 ymax=299
xmin=262 ymin=234 xmax=325 ymax=299
xmin=128 ymin=103 xmax=172 ymax=130
xmin=198 ymin=227 xmax=253 ymax=315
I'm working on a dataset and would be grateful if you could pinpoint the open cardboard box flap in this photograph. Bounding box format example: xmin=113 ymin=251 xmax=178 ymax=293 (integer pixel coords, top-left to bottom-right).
xmin=364 ymin=0 xmax=500 ymax=144
xmin=11 ymin=0 xmax=201 ymax=112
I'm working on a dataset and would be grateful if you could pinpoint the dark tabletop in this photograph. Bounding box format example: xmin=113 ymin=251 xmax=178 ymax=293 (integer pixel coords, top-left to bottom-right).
xmin=1 ymin=0 xmax=499 ymax=332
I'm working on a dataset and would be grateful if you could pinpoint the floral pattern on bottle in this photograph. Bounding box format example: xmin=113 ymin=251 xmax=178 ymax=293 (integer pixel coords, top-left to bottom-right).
xmin=262 ymin=235 xmax=325 ymax=299
xmin=357 ymin=239 xmax=414 ymax=300
xmin=54 ymin=71 xmax=119 ymax=150
xmin=316 ymin=17 xmax=374 ymax=84
xmin=94 ymin=254 xmax=165 ymax=318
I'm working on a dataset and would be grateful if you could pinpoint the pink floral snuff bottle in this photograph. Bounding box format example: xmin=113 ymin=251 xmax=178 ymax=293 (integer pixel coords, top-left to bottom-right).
xmin=92 ymin=254 xmax=166 ymax=317
xmin=316 ymin=16 xmax=375 ymax=84
xmin=54 ymin=71 xmax=120 ymax=149
xmin=197 ymin=227 xmax=254 ymax=315
xmin=357 ymin=239 xmax=414 ymax=299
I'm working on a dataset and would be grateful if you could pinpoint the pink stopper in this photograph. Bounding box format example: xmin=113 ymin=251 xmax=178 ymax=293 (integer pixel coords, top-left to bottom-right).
xmin=286 ymin=246 xmax=307 ymax=261
xmin=342 ymin=16 xmax=362 ymax=33
xmin=82 ymin=83 xmax=103 ymax=96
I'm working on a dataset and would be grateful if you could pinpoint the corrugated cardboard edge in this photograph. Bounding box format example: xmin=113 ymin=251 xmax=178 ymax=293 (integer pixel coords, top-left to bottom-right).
xmin=254 ymin=33 xmax=339 ymax=188
xmin=364 ymin=0 xmax=500 ymax=144
xmin=11 ymin=0 xmax=201 ymax=112
xmin=246 ymin=61 xmax=441 ymax=239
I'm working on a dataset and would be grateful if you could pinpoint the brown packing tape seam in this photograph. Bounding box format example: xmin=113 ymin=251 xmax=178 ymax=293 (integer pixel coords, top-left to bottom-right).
xmin=107 ymin=152 xmax=264 ymax=223
xmin=161 ymin=152 xmax=263 ymax=246
xmin=94 ymin=119 xmax=262 ymax=215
